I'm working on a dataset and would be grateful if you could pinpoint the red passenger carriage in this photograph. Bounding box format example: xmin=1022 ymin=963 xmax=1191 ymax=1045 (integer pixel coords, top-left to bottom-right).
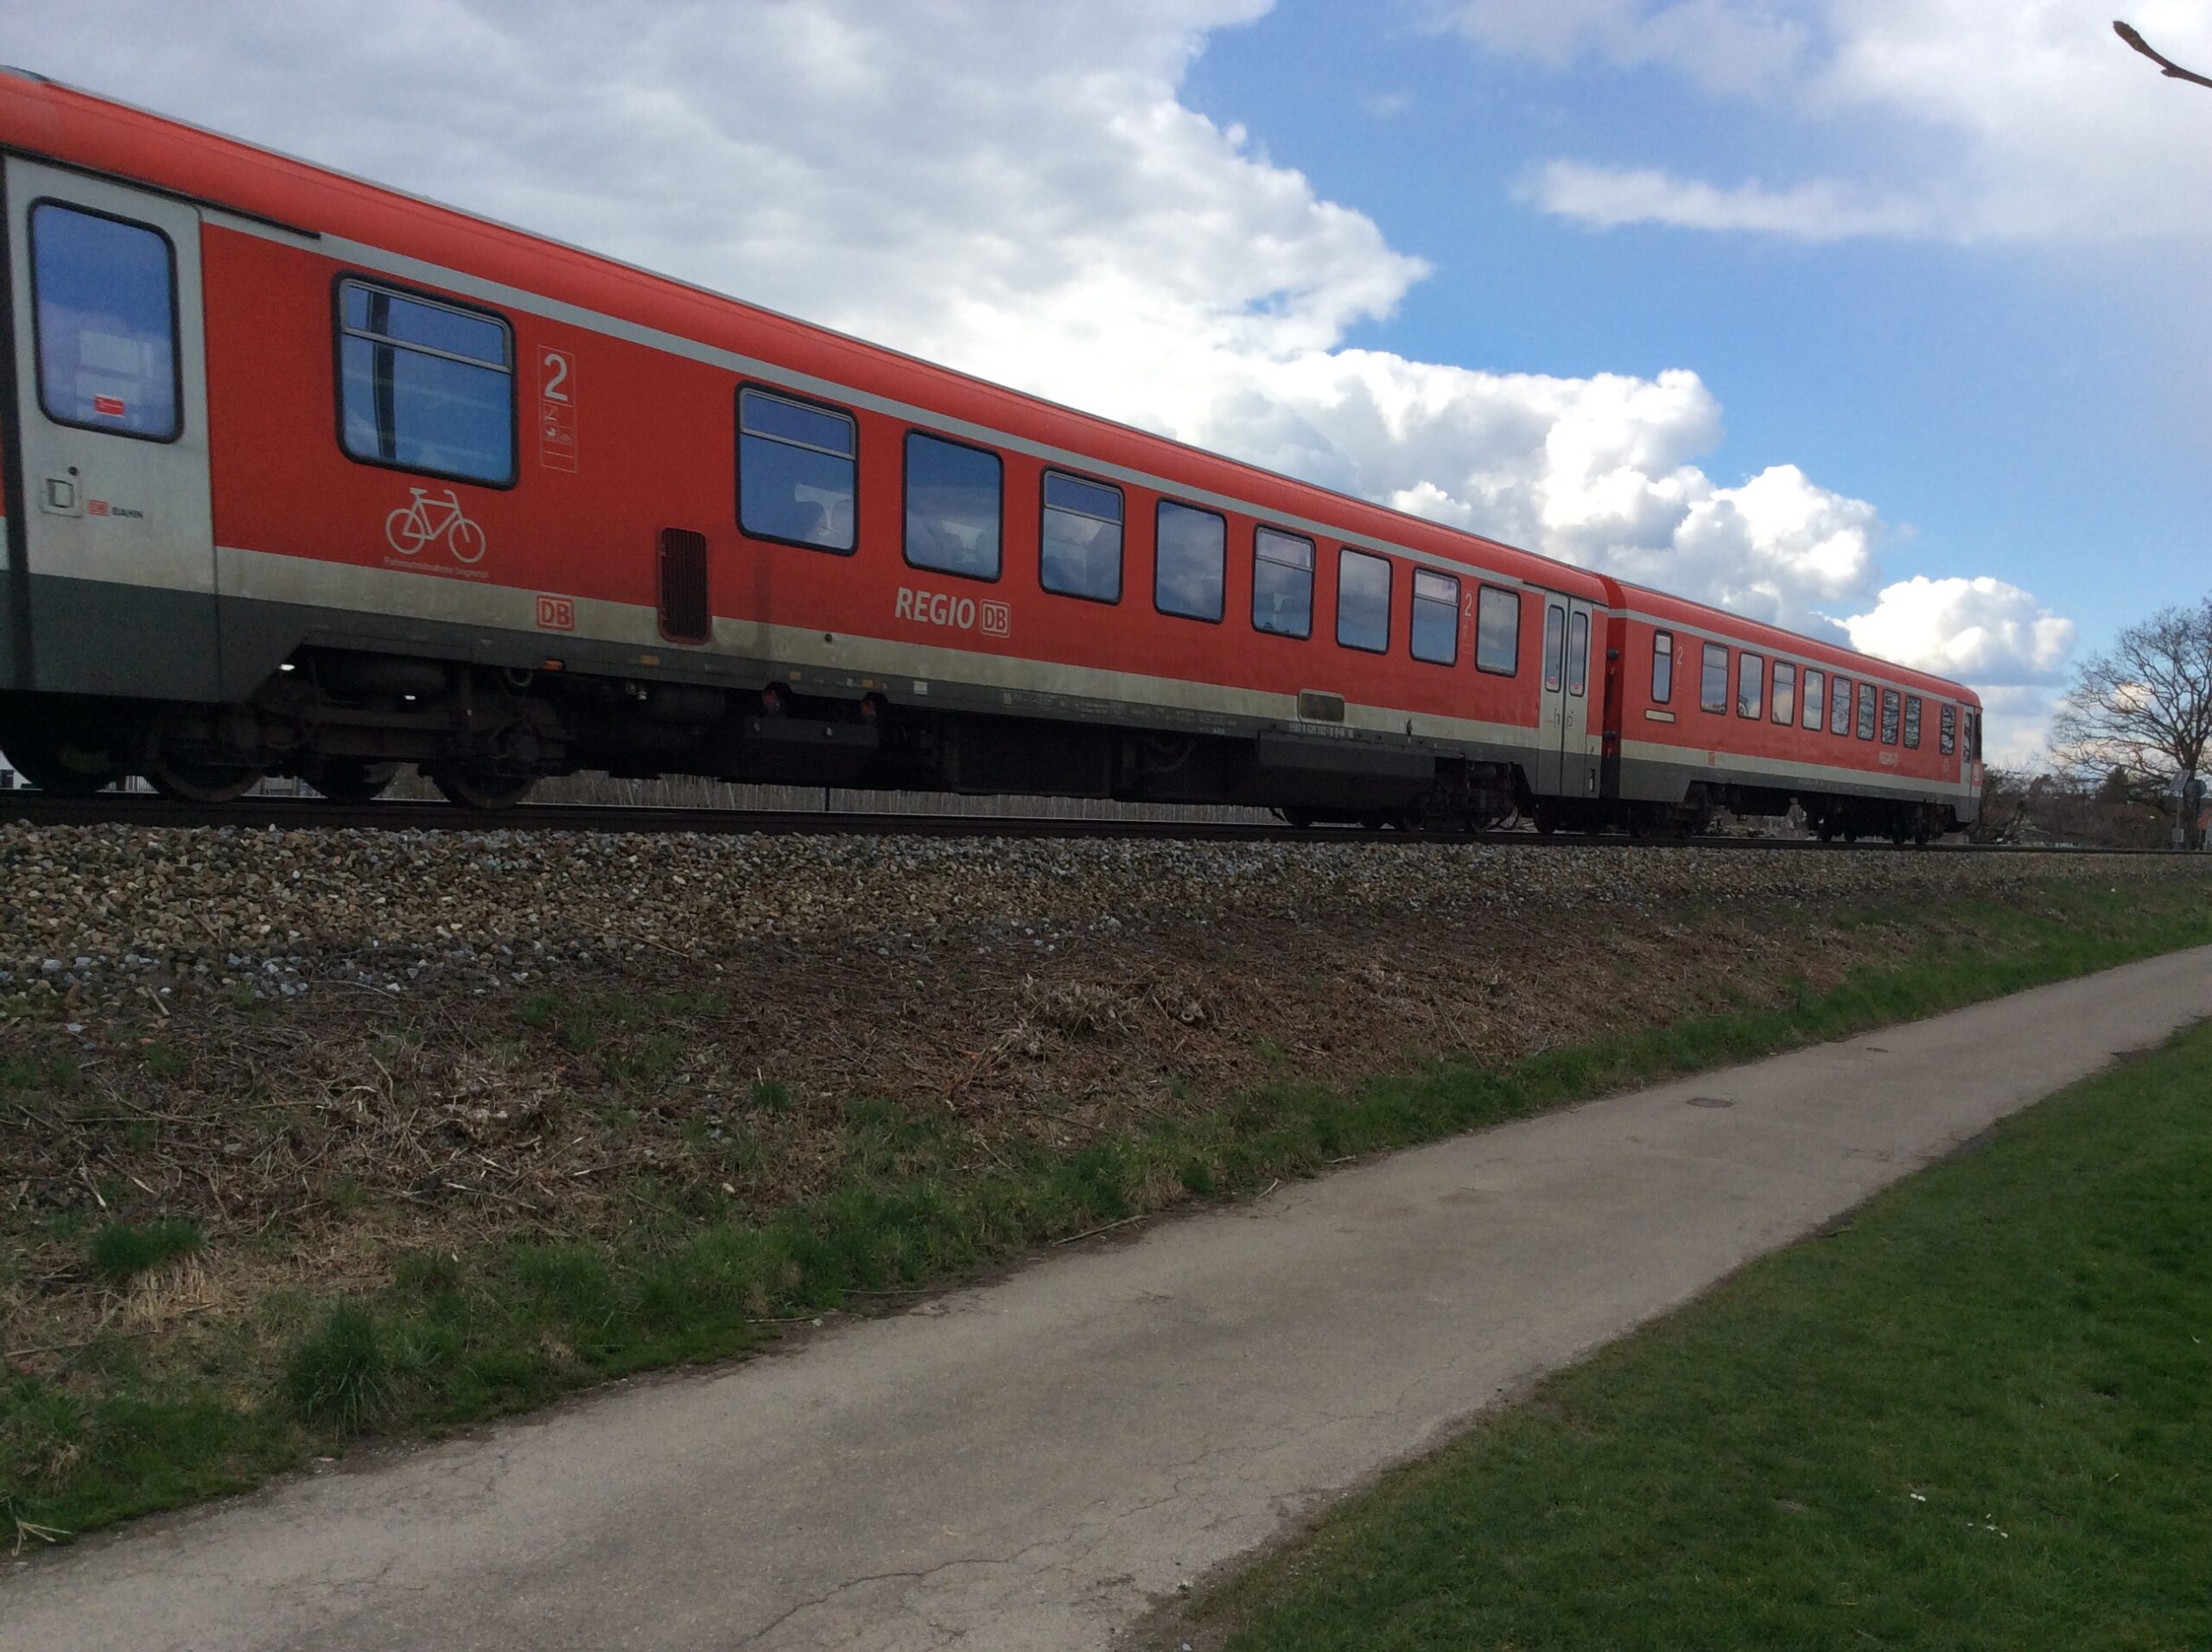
xmin=0 ymin=73 xmax=1979 ymax=837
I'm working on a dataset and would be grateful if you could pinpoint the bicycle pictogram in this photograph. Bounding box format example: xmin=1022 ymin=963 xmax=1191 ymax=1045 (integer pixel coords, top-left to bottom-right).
xmin=385 ymin=487 xmax=487 ymax=564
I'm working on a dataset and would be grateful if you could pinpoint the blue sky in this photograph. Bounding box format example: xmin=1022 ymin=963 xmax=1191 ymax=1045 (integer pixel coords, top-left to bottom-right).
xmin=6 ymin=0 xmax=2207 ymax=761
xmin=1181 ymin=0 xmax=2212 ymax=651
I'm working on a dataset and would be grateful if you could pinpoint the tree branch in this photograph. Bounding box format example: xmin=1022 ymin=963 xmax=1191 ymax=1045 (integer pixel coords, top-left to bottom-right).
xmin=2115 ymin=21 xmax=2212 ymax=89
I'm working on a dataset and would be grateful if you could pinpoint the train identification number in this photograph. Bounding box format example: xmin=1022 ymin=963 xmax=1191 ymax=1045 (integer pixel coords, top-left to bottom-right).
xmin=896 ymin=586 xmax=1011 ymax=638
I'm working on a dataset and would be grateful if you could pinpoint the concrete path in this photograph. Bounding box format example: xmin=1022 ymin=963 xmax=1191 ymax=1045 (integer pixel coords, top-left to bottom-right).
xmin=7 ymin=946 xmax=2209 ymax=1652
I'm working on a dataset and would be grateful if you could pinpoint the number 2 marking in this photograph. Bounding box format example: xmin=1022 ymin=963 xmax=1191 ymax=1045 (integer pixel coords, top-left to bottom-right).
xmin=542 ymin=352 xmax=570 ymax=403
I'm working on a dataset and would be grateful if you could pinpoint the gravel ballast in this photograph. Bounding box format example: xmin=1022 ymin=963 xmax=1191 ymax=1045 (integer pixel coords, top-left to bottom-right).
xmin=2 ymin=823 xmax=2202 ymax=1013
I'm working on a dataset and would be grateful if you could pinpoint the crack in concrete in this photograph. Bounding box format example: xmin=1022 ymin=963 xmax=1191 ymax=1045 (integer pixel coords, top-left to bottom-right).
xmin=732 ymin=1556 xmax=1020 ymax=1649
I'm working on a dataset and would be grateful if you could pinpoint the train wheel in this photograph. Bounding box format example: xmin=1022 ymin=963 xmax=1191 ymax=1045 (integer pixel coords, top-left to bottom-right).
xmin=427 ymin=761 xmax=533 ymax=810
xmin=303 ymin=757 xmax=397 ymax=804
xmin=0 ymin=720 xmax=125 ymax=796
xmin=145 ymin=751 xmax=264 ymax=804
xmin=143 ymin=711 xmax=264 ymax=803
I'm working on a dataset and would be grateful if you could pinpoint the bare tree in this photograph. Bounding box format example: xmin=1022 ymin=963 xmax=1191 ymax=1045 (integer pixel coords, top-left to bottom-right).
xmin=1965 ymin=766 xmax=2030 ymax=843
xmin=2050 ymin=598 xmax=2212 ymax=845
xmin=2115 ymin=21 xmax=2212 ymax=89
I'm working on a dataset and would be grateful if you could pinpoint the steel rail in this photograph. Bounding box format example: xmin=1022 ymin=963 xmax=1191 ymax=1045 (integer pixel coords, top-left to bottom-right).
xmin=0 ymin=791 xmax=2190 ymax=853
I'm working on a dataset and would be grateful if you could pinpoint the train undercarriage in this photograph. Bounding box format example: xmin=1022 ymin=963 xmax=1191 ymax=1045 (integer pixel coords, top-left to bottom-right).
xmin=0 ymin=647 xmax=1963 ymax=844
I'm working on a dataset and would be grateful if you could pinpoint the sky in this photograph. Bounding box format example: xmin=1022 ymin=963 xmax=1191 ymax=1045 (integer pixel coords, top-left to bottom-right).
xmin=5 ymin=0 xmax=2208 ymax=763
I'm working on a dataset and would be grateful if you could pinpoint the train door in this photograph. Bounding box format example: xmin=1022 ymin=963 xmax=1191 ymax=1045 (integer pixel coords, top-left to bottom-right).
xmin=4 ymin=157 xmax=219 ymax=699
xmin=1560 ymin=598 xmax=1600 ymax=800
xmin=1535 ymin=594 xmax=1567 ymax=793
xmin=1531 ymin=590 xmax=1600 ymax=801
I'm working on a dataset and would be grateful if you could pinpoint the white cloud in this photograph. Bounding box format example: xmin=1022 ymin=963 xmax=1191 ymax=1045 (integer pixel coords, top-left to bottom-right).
xmin=0 ymin=0 xmax=2071 ymax=709
xmin=1429 ymin=0 xmax=1810 ymax=96
xmin=1448 ymin=0 xmax=2212 ymax=243
xmin=1974 ymin=685 xmax=2063 ymax=769
xmin=1844 ymin=575 xmax=2077 ymax=685
xmin=1524 ymin=162 xmax=1940 ymax=240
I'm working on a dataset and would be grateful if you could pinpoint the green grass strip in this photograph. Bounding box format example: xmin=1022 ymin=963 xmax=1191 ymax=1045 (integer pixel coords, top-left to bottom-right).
xmin=1192 ymin=1018 xmax=2212 ymax=1651
xmin=5 ymin=881 xmax=2209 ymax=1543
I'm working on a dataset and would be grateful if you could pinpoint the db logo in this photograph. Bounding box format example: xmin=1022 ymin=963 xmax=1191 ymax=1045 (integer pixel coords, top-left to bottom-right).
xmin=895 ymin=586 xmax=1013 ymax=639
xmin=536 ymin=594 xmax=575 ymax=632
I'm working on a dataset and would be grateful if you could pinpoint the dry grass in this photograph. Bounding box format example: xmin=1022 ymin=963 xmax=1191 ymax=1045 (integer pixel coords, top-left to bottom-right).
xmin=0 ymin=885 xmax=2041 ymax=1374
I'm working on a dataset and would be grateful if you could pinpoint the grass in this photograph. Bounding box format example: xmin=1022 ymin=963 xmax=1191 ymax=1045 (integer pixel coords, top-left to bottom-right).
xmin=285 ymin=1304 xmax=391 ymax=1433
xmin=1174 ymin=1018 xmax=2212 ymax=1652
xmin=3 ymin=882 xmax=2209 ymax=1545
xmin=86 ymin=1220 xmax=204 ymax=1283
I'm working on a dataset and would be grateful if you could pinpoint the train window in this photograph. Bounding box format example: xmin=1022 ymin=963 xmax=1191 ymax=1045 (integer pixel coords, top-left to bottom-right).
xmin=1737 ymin=651 xmax=1764 ymax=720
xmin=1772 ymin=661 xmax=1796 ymax=726
xmin=1039 ymin=471 xmax=1123 ymax=602
xmin=904 ymin=432 xmax=1001 ymax=580
xmin=1650 ymin=630 xmax=1674 ymax=702
xmin=1412 ymin=570 xmax=1460 ymax=665
xmin=1543 ymin=605 xmax=1566 ymax=692
xmin=1830 ymin=676 xmax=1853 ymax=737
xmin=1802 ymin=668 xmax=1825 ymax=730
xmin=1252 ymin=527 xmax=1314 ymax=638
xmin=738 ymin=386 xmax=857 ymax=553
xmin=1904 ymin=695 xmax=1923 ymax=748
xmin=1476 ymin=588 xmax=1520 ymax=676
xmin=1969 ymin=709 xmax=1982 ymax=759
xmin=337 ymin=278 xmax=514 ymax=486
xmin=1940 ymin=703 xmax=1957 ymax=755
xmin=1701 ymin=642 xmax=1728 ymax=715
xmin=1155 ymin=501 xmax=1226 ymax=621
xmin=1567 ymin=610 xmax=1590 ymax=696
xmin=1337 ymin=549 xmax=1391 ymax=653
xmin=1856 ymin=682 xmax=1877 ymax=740
xmin=30 ymin=202 xmax=181 ymax=442
xmin=1881 ymin=688 xmax=1902 ymax=744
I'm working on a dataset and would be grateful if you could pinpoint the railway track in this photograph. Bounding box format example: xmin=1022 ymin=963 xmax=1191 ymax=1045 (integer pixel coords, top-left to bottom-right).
xmin=0 ymin=791 xmax=2187 ymax=852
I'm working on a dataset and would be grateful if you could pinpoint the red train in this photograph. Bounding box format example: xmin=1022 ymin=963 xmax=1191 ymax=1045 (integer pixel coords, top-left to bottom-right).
xmin=0 ymin=73 xmax=1981 ymax=836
